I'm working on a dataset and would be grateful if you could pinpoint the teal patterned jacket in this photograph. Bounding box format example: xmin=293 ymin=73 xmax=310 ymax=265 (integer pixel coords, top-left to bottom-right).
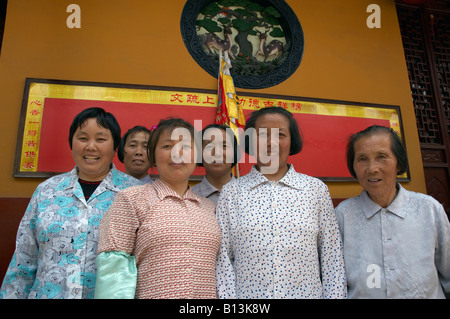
xmin=0 ymin=165 xmax=141 ymax=299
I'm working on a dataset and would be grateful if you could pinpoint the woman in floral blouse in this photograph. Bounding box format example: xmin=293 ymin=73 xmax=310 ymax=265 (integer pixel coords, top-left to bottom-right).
xmin=0 ymin=107 xmax=141 ymax=299
xmin=215 ymin=106 xmax=347 ymax=299
xmin=94 ymin=118 xmax=221 ymax=299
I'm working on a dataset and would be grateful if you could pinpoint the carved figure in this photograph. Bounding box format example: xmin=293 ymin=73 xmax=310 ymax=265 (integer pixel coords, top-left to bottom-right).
xmin=205 ymin=26 xmax=235 ymax=59
xmin=255 ymin=32 xmax=284 ymax=62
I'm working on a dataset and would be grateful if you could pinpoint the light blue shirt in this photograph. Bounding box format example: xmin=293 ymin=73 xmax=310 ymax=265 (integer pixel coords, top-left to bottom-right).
xmin=0 ymin=165 xmax=141 ymax=299
xmin=335 ymin=183 xmax=450 ymax=299
xmin=191 ymin=175 xmax=235 ymax=205
xmin=139 ymin=174 xmax=154 ymax=184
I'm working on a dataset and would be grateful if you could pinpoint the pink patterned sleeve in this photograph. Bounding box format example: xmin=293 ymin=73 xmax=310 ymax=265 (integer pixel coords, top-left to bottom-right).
xmin=98 ymin=188 xmax=140 ymax=255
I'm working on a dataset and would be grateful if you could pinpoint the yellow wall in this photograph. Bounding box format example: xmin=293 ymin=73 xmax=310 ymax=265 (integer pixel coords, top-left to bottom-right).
xmin=0 ymin=0 xmax=425 ymax=199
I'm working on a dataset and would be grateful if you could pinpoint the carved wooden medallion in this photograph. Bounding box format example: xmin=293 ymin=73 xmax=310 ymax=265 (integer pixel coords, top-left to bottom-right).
xmin=181 ymin=0 xmax=304 ymax=89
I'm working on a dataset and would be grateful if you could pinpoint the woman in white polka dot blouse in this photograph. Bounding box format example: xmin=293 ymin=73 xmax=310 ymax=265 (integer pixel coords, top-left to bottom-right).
xmin=215 ymin=107 xmax=347 ymax=299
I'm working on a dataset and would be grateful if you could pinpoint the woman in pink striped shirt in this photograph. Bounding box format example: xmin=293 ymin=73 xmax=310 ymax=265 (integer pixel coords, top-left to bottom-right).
xmin=94 ymin=118 xmax=221 ymax=299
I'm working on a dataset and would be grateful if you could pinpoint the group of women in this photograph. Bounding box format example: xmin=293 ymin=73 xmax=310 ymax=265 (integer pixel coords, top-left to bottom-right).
xmin=1 ymin=106 xmax=449 ymax=299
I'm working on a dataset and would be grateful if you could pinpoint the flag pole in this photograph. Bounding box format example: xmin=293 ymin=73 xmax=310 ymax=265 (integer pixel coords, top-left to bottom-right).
xmin=216 ymin=50 xmax=244 ymax=177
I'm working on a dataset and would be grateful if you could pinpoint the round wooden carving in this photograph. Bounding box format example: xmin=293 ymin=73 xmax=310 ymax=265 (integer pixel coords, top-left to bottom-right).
xmin=181 ymin=0 xmax=304 ymax=89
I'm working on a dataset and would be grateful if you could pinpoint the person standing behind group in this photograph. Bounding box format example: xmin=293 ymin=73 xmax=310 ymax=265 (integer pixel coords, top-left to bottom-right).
xmin=0 ymin=107 xmax=141 ymax=299
xmin=118 ymin=125 xmax=153 ymax=183
xmin=192 ymin=123 xmax=240 ymax=204
xmin=215 ymin=106 xmax=347 ymax=299
xmin=94 ymin=118 xmax=221 ymax=299
xmin=335 ymin=125 xmax=450 ymax=298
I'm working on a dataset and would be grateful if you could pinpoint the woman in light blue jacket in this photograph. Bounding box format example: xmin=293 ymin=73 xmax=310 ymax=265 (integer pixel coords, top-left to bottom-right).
xmin=0 ymin=107 xmax=140 ymax=299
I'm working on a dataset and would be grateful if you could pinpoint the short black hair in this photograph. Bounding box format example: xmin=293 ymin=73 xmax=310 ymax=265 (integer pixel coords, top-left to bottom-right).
xmin=346 ymin=125 xmax=409 ymax=178
xmin=197 ymin=123 xmax=241 ymax=168
xmin=244 ymin=106 xmax=303 ymax=156
xmin=69 ymin=107 xmax=121 ymax=150
xmin=118 ymin=125 xmax=152 ymax=163
xmin=147 ymin=118 xmax=200 ymax=167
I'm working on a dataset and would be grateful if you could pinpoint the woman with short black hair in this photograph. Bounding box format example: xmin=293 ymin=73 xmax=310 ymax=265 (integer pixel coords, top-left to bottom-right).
xmin=215 ymin=106 xmax=347 ymax=299
xmin=95 ymin=118 xmax=221 ymax=299
xmin=192 ymin=123 xmax=240 ymax=204
xmin=118 ymin=125 xmax=153 ymax=183
xmin=0 ymin=107 xmax=140 ymax=299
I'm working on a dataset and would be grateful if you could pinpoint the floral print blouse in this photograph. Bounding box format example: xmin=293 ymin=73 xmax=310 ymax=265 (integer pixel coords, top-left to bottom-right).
xmin=0 ymin=165 xmax=140 ymax=299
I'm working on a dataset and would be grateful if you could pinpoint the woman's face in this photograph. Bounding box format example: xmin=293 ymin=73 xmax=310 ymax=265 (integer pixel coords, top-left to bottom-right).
xmin=353 ymin=132 xmax=399 ymax=207
xmin=123 ymin=131 xmax=151 ymax=179
xmin=202 ymin=128 xmax=234 ymax=178
xmin=154 ymin=127 xmax=197 ymax=186
xmin=253 ymin=113 xmax=291 ymax=177
xmin=71 ymin=118 xmax=116 ymax=181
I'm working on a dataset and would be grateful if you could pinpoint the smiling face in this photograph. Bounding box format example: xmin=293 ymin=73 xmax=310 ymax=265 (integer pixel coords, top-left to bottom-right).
xmin=353 ymin=132 xmax=399 ymax=207
xmin=254 ymin=113 xmax=291 ymax=180
xmin=202 ymin=128 xmax=234 ymax=179
xmin=71 ymin=118 xmax=116 ymax=181
xmin=154 ymin=127 xmax=197 ymax=188
xmin=123 ymin=130 xmax=151 ymax=179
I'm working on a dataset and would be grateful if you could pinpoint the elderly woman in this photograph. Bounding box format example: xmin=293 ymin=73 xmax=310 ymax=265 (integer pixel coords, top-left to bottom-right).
xmin=335 ymin=125 xmax=450 ymax=298
xmin=0 ymin=107 xmax=141 ymax=299
xmin=215 ymin=106 xmax=346 ymax=299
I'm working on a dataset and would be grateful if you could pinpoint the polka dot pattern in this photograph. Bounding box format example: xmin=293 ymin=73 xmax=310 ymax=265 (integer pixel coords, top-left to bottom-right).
xmin=215 ymin=165 xmax=347 ymax=299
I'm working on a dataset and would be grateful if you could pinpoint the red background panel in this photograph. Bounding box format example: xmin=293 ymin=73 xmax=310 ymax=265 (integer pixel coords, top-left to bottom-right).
xmin=38 ymin=98 xmax=390 ymax=179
